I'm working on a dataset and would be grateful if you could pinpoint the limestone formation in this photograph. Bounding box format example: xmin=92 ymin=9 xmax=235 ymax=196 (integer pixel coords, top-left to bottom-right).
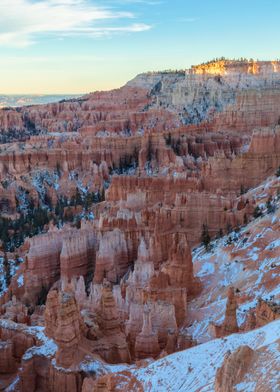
xmin=0 ymin=340 xmax=16 ymax=373
xmin=94 ymin=229 xmax=129 ymax=284
xmin=214 ymin=287 xmax=239 ymax=338
xmin=215 ymin=345 xmax=254 ymax=392
xmin=135 ymin=306 xmax=160 ymax=360
xmin=45 ymin=289 xmax=86 ymax=368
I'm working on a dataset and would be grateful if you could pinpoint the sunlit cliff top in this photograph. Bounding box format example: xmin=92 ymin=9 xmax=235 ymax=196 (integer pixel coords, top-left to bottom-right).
xmin=189 ymin=58 xmax=280 ymax=75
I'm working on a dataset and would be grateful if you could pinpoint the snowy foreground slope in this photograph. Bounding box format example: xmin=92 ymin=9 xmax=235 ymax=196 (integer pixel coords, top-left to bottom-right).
xmin=187 ymin=176 xmax=280 ymax=343
xmin=131 ymin=319 xmax=280 ymax=392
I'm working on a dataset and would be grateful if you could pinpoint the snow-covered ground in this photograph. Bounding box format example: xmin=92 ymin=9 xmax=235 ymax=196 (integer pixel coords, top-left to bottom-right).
xmin=131 ymin=319 xmax=280 ymax=392
xmin=187 ymin=177 xmax=280 ymax=343
xmin=0 ymin=320 xmax=57 ymax=361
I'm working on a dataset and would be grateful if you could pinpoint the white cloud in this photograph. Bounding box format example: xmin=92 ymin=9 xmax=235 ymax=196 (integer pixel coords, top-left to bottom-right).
xmin=0 ymin=0 xmax=152 ymax=47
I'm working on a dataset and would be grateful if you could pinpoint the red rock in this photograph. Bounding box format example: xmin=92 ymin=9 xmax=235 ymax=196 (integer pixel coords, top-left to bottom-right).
xmin=0 ymin=340 xmax=16 ymax=373
xmin=255 ymin=299 xmax=280 ymax=327
xmin=163 ymin=232 xmax=198 ymax=295
xmin=60 ymin=233 xmax=90 ymax=281
xmin=135 ymin=306 xmax=160 ymax=360
xmin=1 ymin=295 xmax=29 ymax=324
xmin=215 ymin=345 xmax=254 ymax=392
xmin=213 ymin=287 xmax=239 ymax=338
xmin=45 ymin=289 xmax=86 ymax=368
xmin=94 ymin=229 xmax=129 ymax=284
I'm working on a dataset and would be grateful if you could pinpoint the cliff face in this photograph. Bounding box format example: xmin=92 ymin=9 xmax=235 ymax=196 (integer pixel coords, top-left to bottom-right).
xmin=190 ymin=59 xmax=280 ymax=75
xmin=128 ymin=60 xmax=280 ymax=128
xmin=1 ymin=59 xmax=280 ymax=391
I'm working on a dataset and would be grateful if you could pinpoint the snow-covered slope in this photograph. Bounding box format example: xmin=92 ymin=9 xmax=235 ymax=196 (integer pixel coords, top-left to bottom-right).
xmin=131 ymin=319 xmax=280 ymax=392
xmin=187 ymin=176 xmax=280 ymax=343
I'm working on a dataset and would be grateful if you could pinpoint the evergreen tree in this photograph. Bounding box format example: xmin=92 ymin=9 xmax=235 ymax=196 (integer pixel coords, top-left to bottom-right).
xmin=15 ymin=254 xmax=21 ymax=266
xmin=240 ymin=184 xmax=246 ymax=195
xmin=201 ymin=224 xmax=211 ymax=250
xmin=166 ymin=133 xmax=172 ymax=146
xmin=44 ymin=193 xmax=53 ymax=209
xmin=74 ymin=188 xmax=83 ymax=206
xmin=226 ymin=223 xmax=232 ymax=234
xmin=37 ymin=286 xmax=48 ymax=306
xmin=100 ymin=188 xmax=105 ymax=202
xmin=253 ymin=205 xmax=263 ymax=219
xmin=65 ymin=207 xmax=74 ymax=222
xmin=266 ymin=198 xmax=276 ymax=214
xmin=147 ymin=137 xmax=153 ymax=162
xmin=56 ymin=162 xmax=62 ymax=177
xmin=3 ymin=252 xmax=11 ymax=287
xmin=133 ymin=147 xmax=139 ymax=167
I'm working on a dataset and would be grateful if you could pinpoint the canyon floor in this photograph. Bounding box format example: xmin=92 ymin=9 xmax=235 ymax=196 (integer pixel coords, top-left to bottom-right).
xmin=0 ymin=59 xmax=280 ymax=392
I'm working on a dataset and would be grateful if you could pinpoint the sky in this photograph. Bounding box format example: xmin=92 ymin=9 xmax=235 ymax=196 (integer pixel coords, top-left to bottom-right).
xmin=0 ymin=0 xmax=280 ymax=94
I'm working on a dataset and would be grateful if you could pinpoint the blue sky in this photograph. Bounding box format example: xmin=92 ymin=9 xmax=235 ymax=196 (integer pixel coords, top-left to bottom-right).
xmin=0 ymin=0 xmax=279 ymax=94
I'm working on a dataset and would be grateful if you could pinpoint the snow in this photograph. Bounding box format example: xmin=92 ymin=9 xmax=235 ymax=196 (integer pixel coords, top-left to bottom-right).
xmin=131 ymin=320 xmax=280 ymax=392
xmin=80 ymin=356 xmax=133 ymax=376
xmin=5 ymin=376 xmax=20 ymax=392
xmin=265 ymin=238 xmax=280 ymax=250
xmin=17 ymin=274 xmax=24 ymax=287
xmin=196 ymin=262 xmax=215 ymax=277
xmin=235 ymin=381 xmax=256 ymax=392
xmin=22 ymin=326 xmax=57 ymax=360
xmin=0 ymin=321 xmax=57 ymax=361
xmin=247 ymin=247 xmax=259 ymax=261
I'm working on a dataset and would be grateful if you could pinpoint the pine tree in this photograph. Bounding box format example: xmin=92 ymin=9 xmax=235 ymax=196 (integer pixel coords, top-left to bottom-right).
xmin=226 ymin=223 xmax=232 ymax=234
xmin=147 ymin=137 xmax=153 ymax=162
xmin=253 ymin=205 xmax=263 ymax=219
xmin=100 ymin=187 xmax=105 ymax=202
xmin=37 ymin=286 xmax=48 ymax=306
xmin=201 ymin=224 xmax=211 ymax=250
xmin=15 ymin=254 xmax=21 ymax=266
xmin=133 ymin=147 xmax=139 ymax=167
xmin=56 ymin=162 xmax=62 ymax=177
xmin=240 ymin=184 xmax=246 ymax=195
xmin=166 ymin=133 xmax=172 ymax=146
xmin=3 ymin=252 xmax=11 ymax=287
xmin=266 ymin=198 xmax=276 ymax=214
xmin=74 ymin=188 xmax=83 ymax=206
